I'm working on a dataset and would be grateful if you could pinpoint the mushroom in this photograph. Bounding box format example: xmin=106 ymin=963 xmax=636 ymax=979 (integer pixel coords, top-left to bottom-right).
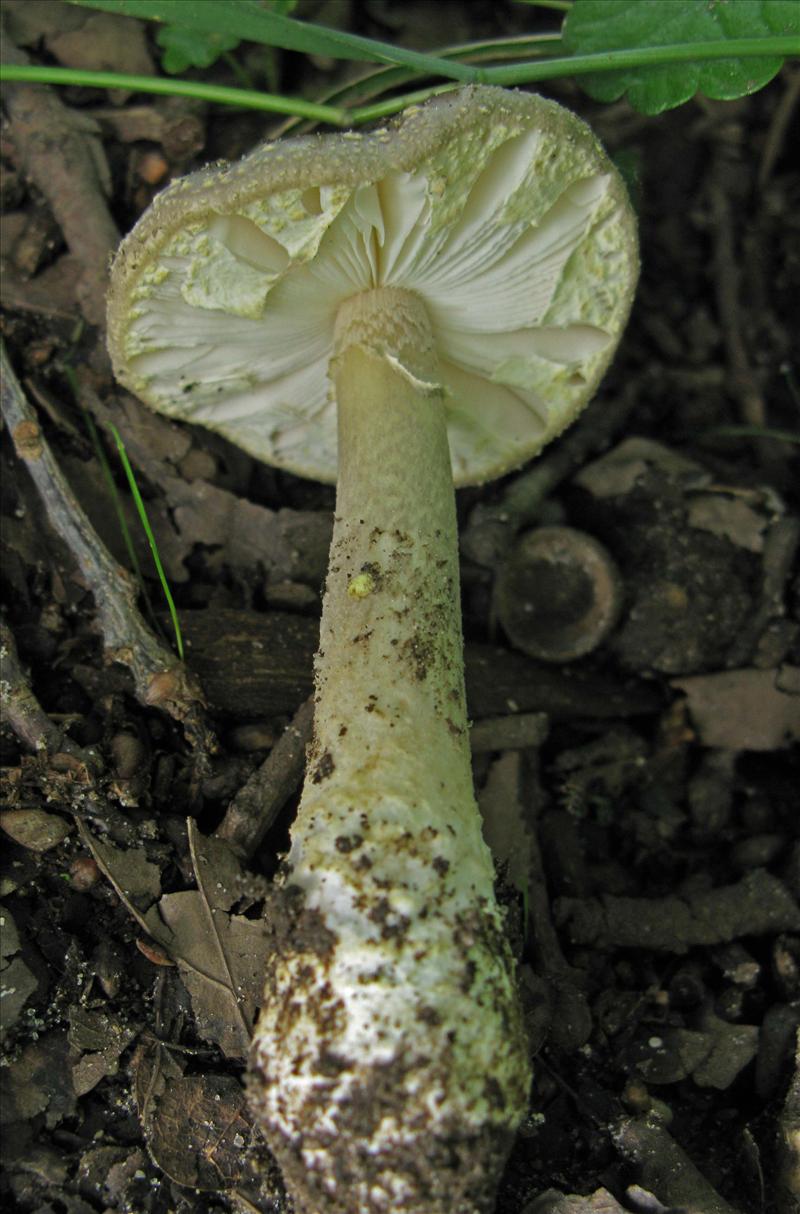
xmin=107 ymin=86 xmax=638 ymax=1214
xmin=493 ymin=526 xmax=624 ymax=662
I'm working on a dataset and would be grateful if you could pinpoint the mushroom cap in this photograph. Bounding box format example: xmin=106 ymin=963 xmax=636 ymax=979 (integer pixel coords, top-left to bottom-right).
xmin=108 ymin=86 xmax=638 ymax=487
xmin=494 ymin=525 xmax=624 ymax=662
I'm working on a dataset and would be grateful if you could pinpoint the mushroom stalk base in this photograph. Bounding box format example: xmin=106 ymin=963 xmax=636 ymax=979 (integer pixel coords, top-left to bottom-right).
xmin=249 ymin=288 xmax=531 ymax=1214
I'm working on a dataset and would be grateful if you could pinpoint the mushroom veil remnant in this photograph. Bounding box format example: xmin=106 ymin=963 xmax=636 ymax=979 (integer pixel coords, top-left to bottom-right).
xmin=107 ymin=87 xmax=638 ymax=1214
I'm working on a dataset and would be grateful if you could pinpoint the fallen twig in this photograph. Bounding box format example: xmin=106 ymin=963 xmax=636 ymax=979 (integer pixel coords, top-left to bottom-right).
xmin=1 ymin=341 xmax=214 ymax=756
xmin=555 ymin=868 xmax=800 ymax=952
xmin=0 ymin=618 xmax=85 ymax=757
xmin=215 ymin=697 xmax=314 ymax=862
xmin=706 ymin=140 xmax=791 ymax=484
xmin=0 ymin=621 xmax=139 ymax=845
xmin=758 ymin=67 xmax=800 ymax=188
xmin=177 ymin=607 xmax=663 ymax=723
xmin=0 ymin=37 xmax=119 ymax=325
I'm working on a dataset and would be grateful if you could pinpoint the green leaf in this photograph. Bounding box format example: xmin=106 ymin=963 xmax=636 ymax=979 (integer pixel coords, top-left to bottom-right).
xmin=563 ymin=0 xmax=799 ymax=113
xmin=156 ymin=25 xmax=240 ymax=75
xmin=67 ymin=0 xmax=479 ymax=82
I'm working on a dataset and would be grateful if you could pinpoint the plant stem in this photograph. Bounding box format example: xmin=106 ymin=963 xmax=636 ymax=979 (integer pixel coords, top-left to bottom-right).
xmin=4 ymin=34 xmax=798 ymax=125
xmin=482 ymin=37 xmax=800 ymax=86
xmin=0 ymin=63 xmax=349 ymax=124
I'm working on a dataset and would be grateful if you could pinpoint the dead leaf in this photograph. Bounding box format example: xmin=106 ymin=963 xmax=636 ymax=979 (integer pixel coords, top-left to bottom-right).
xmin=0 ymin=953 xmax=38 ymax=1036
xmin=0 ymin=903 xmax=39 ymax=1035
xmin=132 ymin=1036 xmax=262 ymax=1192
xmin=157 ymin=822 xmax=272 ymax=1059
xmin=0 ymin=252 xmax=86 ymax=320
xmin=135 ymin=938 xmax=175 ymax=967
xmin=80 ymin=827 xmax=166 ymax=944
xmin=80 ymin=823 xmax=272 ymax=1059
xmin=145 ymin=1072 xmax=255 ymax=1190
xmin=687 ymin=490 xmax=771 ymax=553
xmin=169 ymin=479 xmax=331 ymax=585
xmin=0 ymin=1032 xmax=76 ymax=1126
xmin=3 ymin=0 xmax=84 ymax=44
xmin=625 ymin=1026 xmax=712 ymax=1084
xmin=77 ymin=1143 xmax=146 ymax=1207
xmin=68 ymin=1004 xmax=138 ymax=1096
xmin=1 ymin=903 xmax=22 ymax=961
xmin=691 ymin=1009 xmax=760 ymax=1090
xmin=132 ymin=1036 xmax=185 ymax=1132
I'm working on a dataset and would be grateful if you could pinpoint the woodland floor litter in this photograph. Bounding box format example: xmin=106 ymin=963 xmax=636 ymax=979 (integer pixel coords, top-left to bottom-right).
xmin=1 ymin=3 xmax=799 ymax=1214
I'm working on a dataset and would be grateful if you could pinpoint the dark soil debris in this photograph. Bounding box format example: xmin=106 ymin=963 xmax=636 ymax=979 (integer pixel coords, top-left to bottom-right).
xmin=1 ymin=3 xmax=799 ymax=1214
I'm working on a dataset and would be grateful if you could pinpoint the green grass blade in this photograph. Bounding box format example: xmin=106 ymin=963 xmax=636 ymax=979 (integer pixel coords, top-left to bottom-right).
xmin=80 ymin=412 xmax=166 ymax=635
xmin=346 ymin=35 xmax=799 ymax=121
xmin=481 ymin=36 xmax=800 ymax=88
xmin=704 ymin=425 xmax=800 ymax=445
xmin=276 ymin=33 xmax=563 ymax=133
xmin=6 ymin=38 xmax=796 ymax=123
xmin=0 ymin=63 xmax=348 ymax=123
xmin=512 ymin=1 xmax=572 ymax=9
xmin=64 ymin=367 xmax=171 ymax=642
xmin=109 ymin=424 xmax=184 ymax=661
xmin=84 ymin=412 xmax=146 ymax=588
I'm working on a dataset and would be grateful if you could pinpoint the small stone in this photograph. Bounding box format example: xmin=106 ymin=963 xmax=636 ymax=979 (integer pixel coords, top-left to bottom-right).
xmin=110 ymin=732 xmax=146 ymax=781
xmin=711 ymin=942 xmax=761 ymax=989
xmin=137 ymin=150 xmax=169 ymax=186
xmin=178 ymin=447 xmax=217 ymax=481
xmin=729 ymin=832 xmax=786 ymax=872
xmin=0 ymin=808 xmax=71 ymax=852
xmin=229 ymin=722 xmax=278 ymax=752
xmin=622 ymin=1079 xmax=651 ymax=1112
xmin=69 ymin=856 xmax=101 ymax=891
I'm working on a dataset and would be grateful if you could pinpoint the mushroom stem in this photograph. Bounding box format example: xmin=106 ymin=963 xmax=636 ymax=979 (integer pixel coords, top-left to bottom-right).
xmin=249 ymin=287 xmax=531 ymax=1214
xmin=320 ymin=287 xmax=472 ymax=809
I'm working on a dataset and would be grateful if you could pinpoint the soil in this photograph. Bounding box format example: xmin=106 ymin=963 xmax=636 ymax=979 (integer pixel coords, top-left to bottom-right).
xmin=1 ymin=4 xmax=799 ymax=1214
